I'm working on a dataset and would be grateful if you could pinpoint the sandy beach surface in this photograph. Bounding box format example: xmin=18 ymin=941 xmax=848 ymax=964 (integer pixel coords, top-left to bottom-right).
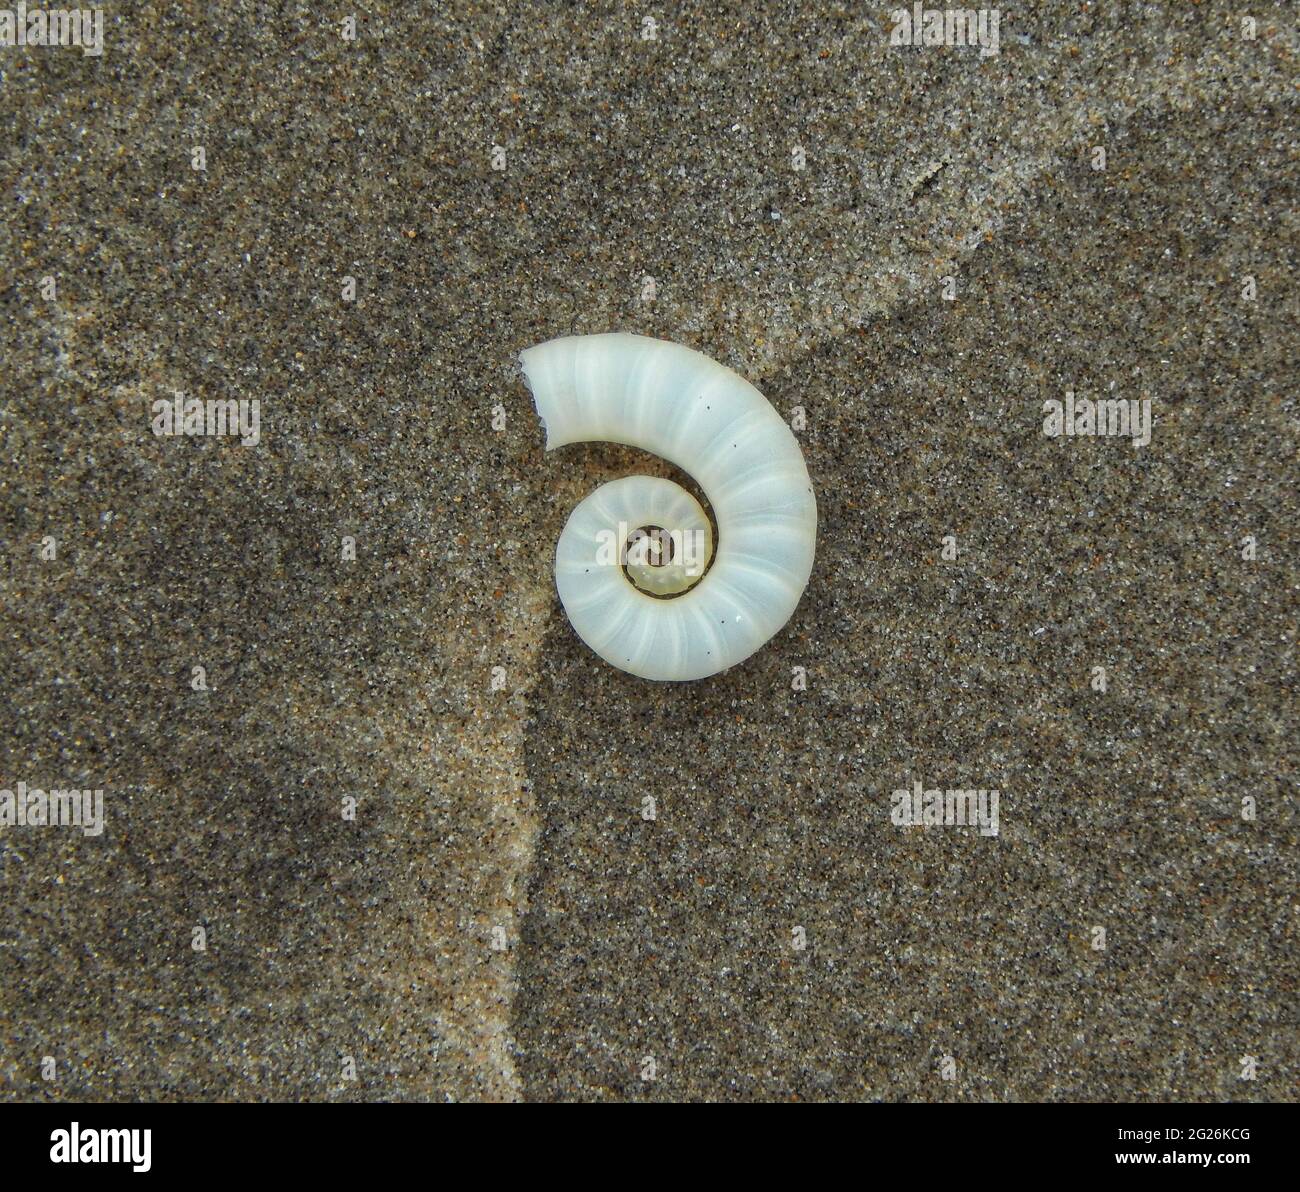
xmin=1 ymin=3 xmax=1295 ymax=1100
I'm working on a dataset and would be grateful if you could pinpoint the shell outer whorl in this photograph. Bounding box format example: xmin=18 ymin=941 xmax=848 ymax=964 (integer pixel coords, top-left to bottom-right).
xmin=522 ymin=332 xmax=817 ymax=681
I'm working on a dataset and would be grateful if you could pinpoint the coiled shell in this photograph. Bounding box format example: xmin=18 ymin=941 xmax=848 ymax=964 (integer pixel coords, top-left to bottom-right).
xmin=522 ymin=333 xmax=816 ymax=681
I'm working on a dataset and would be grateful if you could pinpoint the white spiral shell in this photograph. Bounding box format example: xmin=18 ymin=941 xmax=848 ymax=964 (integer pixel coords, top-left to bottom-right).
xmin=522 ymin=333 xmax=817 ymax=681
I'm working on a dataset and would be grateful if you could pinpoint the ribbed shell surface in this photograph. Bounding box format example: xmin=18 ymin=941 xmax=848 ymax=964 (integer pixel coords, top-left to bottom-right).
xmin=522 ymin=332 xmax=817 ymax=681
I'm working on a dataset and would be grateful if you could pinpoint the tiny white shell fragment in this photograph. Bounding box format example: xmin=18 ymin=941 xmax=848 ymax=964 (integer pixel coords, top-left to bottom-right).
xmin=522 ymin=332 xmax=817 ymax=681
